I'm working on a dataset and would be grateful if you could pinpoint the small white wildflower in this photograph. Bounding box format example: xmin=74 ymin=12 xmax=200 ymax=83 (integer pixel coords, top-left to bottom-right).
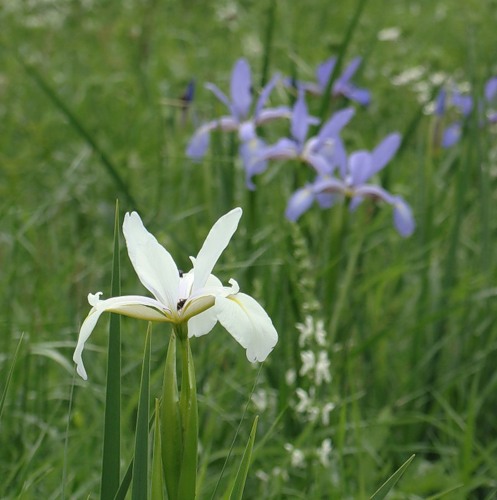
xmin=255 ymin=469 xmax=269 ymax=482
xmin=308 ymin=405 xmax=320 ymax=423
xmin=430 ymin=72 xmax=447 ymax=86
xmin=315 ymin=319 xmax=327 ymax=346
xmin=321 ymin=402 xmax=336 ymax=426
xmin=285 ymin=443 xmax=305 ymax=468
xmin=317 ymin=438 xmax=333 ymax=467
xmin=271 ymin=466 xmax=289 ymax=480
xmin=300 ymin=350 xmax=316 ymax=377
xmin=296 ymin=316 xmax=314 ymax=347
xmin=391 ymin=66 xmax=425 ymax=86
xmin=295 ymin=388 xmax=311 ymax=414
xmin=315 ymin=351 xmax=332 ymax=386
xmin=377 ymin=27 xmax=401 ymax=42
xmin=286 ymin=369 xmax=296 ymax=385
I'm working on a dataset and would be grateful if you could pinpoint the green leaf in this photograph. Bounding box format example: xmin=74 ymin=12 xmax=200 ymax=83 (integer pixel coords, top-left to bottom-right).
xmin=161 ymin=332 xmax=182 ymax=500
xmin=0 ymin=332 xmax=24 ymax=423
xmin=259 ymin=0 xmax=277 ymax=88
xmin=226 ymin=416 xmax=259 ymax=500
xmin=370 ymin=454 xmax=415 ymax=500
xmin=151 ymin=399 xmax=165 ymax=500
xmin=102 ymin=200 xmax=122 ymax=500
xmin=177 ymin=334 xmax=198 ymax=500
xmin=132 ymin=324 xmax=152 ymax=500
xmin=114 ymin=410 xmax=157 ymax=500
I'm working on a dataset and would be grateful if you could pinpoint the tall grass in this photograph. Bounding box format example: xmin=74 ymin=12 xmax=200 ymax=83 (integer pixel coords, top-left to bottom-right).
xmin=1 ymin=0 xmax=497 ymax=498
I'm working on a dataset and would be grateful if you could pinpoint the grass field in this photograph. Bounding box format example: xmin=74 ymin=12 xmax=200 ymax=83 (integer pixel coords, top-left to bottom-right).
xmin=1 ymin=0 xmax=497 ymax=498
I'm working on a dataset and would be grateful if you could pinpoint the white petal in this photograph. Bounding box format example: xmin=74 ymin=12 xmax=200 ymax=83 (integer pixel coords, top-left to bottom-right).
xmin=187 ymin=307 xmax=219 ymax=337
xmin=73 ymin=294 xmax=171 ymax=380
xmin=181 ymin=295 xmax=215 ymax=321
xmin=123 ymin=212 xmax=180 ymax=308
xmin=192 ymin=208 xmax=242 ymax=293
xmin=73 ymin=306 xmax=105 ymax=381
xmin=215 ymin=293 xmax=278 ymax=362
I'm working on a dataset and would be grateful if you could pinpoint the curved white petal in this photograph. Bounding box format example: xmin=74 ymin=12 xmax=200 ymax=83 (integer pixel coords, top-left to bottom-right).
xmin=123 ymin=212 xmax=180 ymax=308
xmin=73 ymin=306 xmax=105 ymax=381
xmin=181 ymin=295 xmax=215 ymax=321
xmin=73 ymin=293 xmax=171 ymax=380
xmin=192 ymin=208 xmax=242 ymax=292
xmin=215 ymin=293 xmax=278 ymax=362
xmin=188 ymin=307 xmax=219 ymax=337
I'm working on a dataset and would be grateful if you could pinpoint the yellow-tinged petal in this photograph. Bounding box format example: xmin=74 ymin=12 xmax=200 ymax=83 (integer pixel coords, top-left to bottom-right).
xmin=73 ymin=294 xmax=171 ymax=380
xmin=215 ymin=292 xmax=278 ymax=362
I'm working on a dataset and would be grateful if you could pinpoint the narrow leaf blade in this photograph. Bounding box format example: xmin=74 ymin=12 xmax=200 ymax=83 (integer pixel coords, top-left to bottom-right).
xmin=227 ymin=416 xmax=259 ymax=500
xmin=370 ymin=454 xmax=415 ymax=500
xmin=101 ymin=200 xmax=122 ymax=499
xmin=132 ymin=324 xmax=152 ymax=500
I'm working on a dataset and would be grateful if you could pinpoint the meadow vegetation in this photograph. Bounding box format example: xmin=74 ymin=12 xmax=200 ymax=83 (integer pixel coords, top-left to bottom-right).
xmin=1 ymin=0 xmax=497 ymax=498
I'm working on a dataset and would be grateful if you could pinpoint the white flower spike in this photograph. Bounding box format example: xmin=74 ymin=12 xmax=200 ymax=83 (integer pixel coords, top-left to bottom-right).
xmin=73 ymin=207 xmax=278 ymax=380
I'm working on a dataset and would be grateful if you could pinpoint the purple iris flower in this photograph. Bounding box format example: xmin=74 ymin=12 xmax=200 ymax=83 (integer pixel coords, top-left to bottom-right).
xmin=287 ymin=57 xmax=370 ymax=106
xmin=434 ymin=86 xmax=473 ymax=148
xmin=186 ymin=58 xmax=291 ymax=188
xmin=435 ymin=77 xmax=497 ymax=147
xmin=286 ymin=133 xmax=415 ymax=238
xmin=485 ymin=76 xmax=497 ymax=123
xmin=257 ymin=91 xmax=355 ymax=177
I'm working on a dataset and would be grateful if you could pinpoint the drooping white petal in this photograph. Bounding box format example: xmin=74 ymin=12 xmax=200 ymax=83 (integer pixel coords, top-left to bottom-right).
xmin=123 ymin=212 xmax=180 ymax=308
xmin=192 ymin=208 xmax=242 ymax=292
xmin=73 ymin=293 xmax=171 ymax=380
xmin=188 ymin=307 xmax=219 ymax=338
xmin=73 ymin=306 xmax=105 ymax=381
xmin=215 ymin=293 xmax=278 ymax=362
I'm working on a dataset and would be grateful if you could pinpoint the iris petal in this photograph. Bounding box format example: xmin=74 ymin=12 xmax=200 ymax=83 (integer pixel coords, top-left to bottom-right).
xmin=123 ymin=212 xmax=180 ymax=308
xmin=215 ymin=292 xmax=278 ymax=362
xmin=192 ymin=208 xmax=242 ymax=292
xmin=73 ymin=294 xmax=170 ymax=380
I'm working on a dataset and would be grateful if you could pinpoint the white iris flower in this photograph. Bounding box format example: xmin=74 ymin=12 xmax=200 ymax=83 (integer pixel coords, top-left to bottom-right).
xmin=73 ymin=207 xmax=278 ymax=380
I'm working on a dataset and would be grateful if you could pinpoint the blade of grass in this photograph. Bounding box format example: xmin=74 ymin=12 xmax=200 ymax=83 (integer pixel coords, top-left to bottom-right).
xmin=114 ymin=410 xmax=157 ymax=500
xmin=259 ymin=0 xmax=277 ymax=88
xmin=224 ymin=416 xmax=259 ymax=500
xmin=13 ymin=51 xmax=138 ymax=210
xmin=0 ymin=332 xmax=24 ymax=422
xmin=132 ymin=324 xmax=152 ymax=500
xmin=151 ymin=398 xmax=164 ymax=500
xmin=369 ymin=454 xmax=415 ymax=500
xmin=210 ymin=365 xmax=262 ymax=500
xmin=101 ymin=200 xmax=122 ymax=499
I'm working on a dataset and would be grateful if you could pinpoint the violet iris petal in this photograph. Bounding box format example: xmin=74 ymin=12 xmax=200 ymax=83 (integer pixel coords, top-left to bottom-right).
xmin=291 ymin=92 xmax=311 ymax=147
xmin=485 ymin=77 xmax=497 ymax=102
xmin=442 ymin=122 xmax=462 ymax=148
xmin=240 ymin=138 xmax=268 ymax=190
xmin=315 ymin=57 xmax=337 ymax=90
xmin=370 ymin=133 xmax=402 ymax=176
xmin=231 ymin=58 xmax=252 ymax=119
xmin=285 ymin=185 xmax=316 ymax=221
xmin=392 ymin=196 xmax=415 ymax=237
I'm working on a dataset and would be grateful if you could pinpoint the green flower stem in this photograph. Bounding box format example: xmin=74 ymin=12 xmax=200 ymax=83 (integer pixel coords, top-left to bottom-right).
xmin=161 ymin=332 xmax=182 ymax=500
xmin=161 ymin=324 xmax=198 ymax=500
xmin=176 ymin=326 xmax=198 ymax=499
